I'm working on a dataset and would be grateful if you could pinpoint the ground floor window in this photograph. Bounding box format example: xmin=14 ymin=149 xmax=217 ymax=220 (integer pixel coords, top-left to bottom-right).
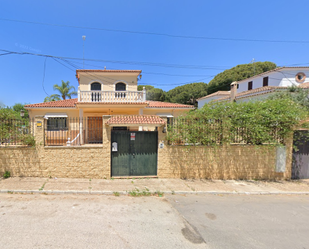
xmin=47 ymin=117 xmax=68 ymax=130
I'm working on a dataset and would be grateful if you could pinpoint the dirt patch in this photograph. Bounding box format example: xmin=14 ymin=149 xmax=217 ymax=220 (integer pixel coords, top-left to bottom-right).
xmin=205 ymin=213 xmax=216 ymax=220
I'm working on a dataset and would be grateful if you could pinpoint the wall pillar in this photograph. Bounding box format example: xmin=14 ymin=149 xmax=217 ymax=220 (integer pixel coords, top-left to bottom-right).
xmin=34 ymin=116 xmax=45 ymax=147
xmin=102 ymin=115 xmax=111 ymax=178
xmin=79 ymin=108 xmax=84 ymax=145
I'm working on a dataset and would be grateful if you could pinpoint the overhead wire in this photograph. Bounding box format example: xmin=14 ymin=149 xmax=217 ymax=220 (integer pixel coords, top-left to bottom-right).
xmin=1 ymin=17 xmax=309 ymax=44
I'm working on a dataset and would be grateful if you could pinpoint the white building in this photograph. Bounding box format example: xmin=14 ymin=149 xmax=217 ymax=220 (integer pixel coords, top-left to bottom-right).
xmin=197 ymin=67 xmax=309 ymax=108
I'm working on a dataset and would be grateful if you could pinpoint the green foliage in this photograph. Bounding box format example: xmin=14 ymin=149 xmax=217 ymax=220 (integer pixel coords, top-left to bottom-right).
xmin=0 ymin=105 xmax=35 ymax=146
xmin=165 ymin=82 xmax=207 ymax=105
xmin=270 ymin=86 xmax=309 ymax=112
xmin=44 ymin=94 xmax=61 ymax=102
xmin=53 ymin=80 xmax=77 ymax=100
xmin=20 ymin=134 xmax=36 ymax=146
xmin=0 ymin=107 xmax=20 ymax=120
xmin=167 ymin=97 xmax=307 ymax=145
xmin=207 ymin=61 xmax=276 ymax=94
xmin=138 ymin=85 xmax=166 ymax=101
xmin=3 ymin=171 xmax=10 ymax=178
xmin=12 ymin=103 xmax=29 ymax=119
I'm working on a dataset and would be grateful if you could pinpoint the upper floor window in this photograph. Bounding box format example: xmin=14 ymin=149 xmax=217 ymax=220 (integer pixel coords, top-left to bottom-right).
xmin=115 ymin=82 xmax=126 ymax=91
xmin=91 ymin=82 xmax=101 ymax=91
xmin=263 ymin=77 xmax=268 ymax=87
xmin=248 ymin=81 xmax=253 ymax=90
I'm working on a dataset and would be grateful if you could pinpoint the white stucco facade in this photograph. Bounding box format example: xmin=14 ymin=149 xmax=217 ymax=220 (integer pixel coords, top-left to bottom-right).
xmin=197 ymin=67 xmax=309 ymax=108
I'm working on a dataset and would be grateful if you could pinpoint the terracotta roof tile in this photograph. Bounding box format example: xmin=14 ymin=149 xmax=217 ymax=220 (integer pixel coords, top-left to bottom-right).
xmin=146 ymin=101 xmax=194 ymax=108
xmin=25 ymin=99 xmax=194 ymax=109
xmin=77 ymin=102 xmax=148 ymax=105
xmin=196 ymin=91 xmax=230 ymax=101
xmin=106 ymin=115 xmax=165 ymax=125
xmin=25 ymin=98 xmax=77 ymax=108
xmin=299 ymin=82 xmax=309 ymax=88
xmin=76 ymin=69 xmax=142 ymax=74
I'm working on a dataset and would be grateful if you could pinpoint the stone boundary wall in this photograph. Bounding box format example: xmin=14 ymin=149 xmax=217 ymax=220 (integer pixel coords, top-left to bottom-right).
xmin=0 ymin=116 xmax=292 ymax=180
xmin=158 ymin=145 xmax=290 ymax=180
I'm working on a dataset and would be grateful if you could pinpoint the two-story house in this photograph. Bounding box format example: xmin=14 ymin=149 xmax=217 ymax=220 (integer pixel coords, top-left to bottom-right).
xmin=197 ymin=67 xmax=309 ymax=108
xmin=25 ymin=69 xmax=194 ymax=146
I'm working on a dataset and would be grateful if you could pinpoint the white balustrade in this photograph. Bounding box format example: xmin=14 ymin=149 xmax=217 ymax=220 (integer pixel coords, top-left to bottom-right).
xmin=78 ymin=90 xmax=146 ymax=103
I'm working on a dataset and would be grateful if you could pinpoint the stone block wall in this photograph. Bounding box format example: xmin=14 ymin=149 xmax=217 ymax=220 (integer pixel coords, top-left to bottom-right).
xmin=0 ymin=116 xmax=292 ymax=180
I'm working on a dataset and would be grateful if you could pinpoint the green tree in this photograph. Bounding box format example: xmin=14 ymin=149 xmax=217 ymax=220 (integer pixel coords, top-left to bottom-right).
xmin=53 ymin=80 xmax=77 ymax=100
xmin=44 ymin=94 xmax=61 ymax=103
xmin=138 ymin=85 xmax=166 ymax=101
xmin=165 ymin=82 xmax=208 ymax=105
xmin=207 ymin=61 xmax=277 ymax=95
xmin=12 ymin=103 xmax=29 ymax=119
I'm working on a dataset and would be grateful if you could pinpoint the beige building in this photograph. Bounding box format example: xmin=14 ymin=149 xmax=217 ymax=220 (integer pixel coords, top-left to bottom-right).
xmin=24 ymin=69 xmax=194 ymax=177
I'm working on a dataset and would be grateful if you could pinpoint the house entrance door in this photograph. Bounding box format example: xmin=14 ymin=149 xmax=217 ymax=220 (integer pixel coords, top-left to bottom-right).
xmin=111 ymin=131 xmax=158 ymax=177
xmin=87 ymin=117 xmax=103 ymax=144
xmin=292 ymin=130 xmax=309 ymax=179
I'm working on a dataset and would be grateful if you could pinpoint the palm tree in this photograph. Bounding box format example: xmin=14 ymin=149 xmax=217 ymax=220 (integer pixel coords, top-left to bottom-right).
xmin=44 ymin=94 xmax=61 ymax=103
xmin=53 ymin=80 xmax=77 ymax=100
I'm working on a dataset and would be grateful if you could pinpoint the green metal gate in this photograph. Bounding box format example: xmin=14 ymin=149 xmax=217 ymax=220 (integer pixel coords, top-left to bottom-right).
xmin=111 ymin=131 xmax=158 ymax=177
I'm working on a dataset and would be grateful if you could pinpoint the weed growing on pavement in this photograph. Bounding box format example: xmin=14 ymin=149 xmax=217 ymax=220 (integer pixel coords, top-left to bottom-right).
xmin=154 ymin=191 xmax=164 ymax=197
xmin=128 ymin=188 xmax=163 ymax=197
xmin=172 ymin=190 xmax=175 ymax=195
xmin=3 ymin=171 xmax=10 ymax=178
xmin=39 ymin=179 xmax=48 ymax=191
xmin=131 ymin=181 xmax=134 ymax=184
xmin=7 ymin=191 xmax=13 ymax=194
xmin=113 ymin=192 xmax=120 ymax=197
xmin=128 ymin=188 xmax=151 ymax=197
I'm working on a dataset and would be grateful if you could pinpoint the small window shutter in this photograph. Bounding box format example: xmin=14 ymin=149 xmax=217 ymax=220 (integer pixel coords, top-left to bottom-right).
xmin=263 ymin=77 xmax=268 ymax=87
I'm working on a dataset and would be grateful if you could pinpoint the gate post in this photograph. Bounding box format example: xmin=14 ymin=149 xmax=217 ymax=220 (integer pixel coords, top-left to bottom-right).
xmin=102 ymin=115 xmax=111 ymax=178
xmin=34 ymin=116 xmax=45 ymax=147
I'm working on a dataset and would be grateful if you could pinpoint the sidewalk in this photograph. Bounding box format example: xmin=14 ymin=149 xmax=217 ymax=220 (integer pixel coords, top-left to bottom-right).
xmin=0 ymin=177 xmax=308 ymax=195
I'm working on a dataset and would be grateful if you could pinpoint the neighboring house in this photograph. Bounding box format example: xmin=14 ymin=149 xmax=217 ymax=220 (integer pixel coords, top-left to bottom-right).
xmin=197 ymin=67 xmax=309 ymax=108
xmin=25 ymin=69 xmax=194 ymax=145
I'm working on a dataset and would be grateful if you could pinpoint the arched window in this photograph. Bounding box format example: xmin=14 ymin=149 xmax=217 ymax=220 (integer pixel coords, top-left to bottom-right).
xmin=91 ymin=82 xmax=101 ymax=91
xmin=91 ymin=82 xmax=101 ymax=102
xmin=115 ymin=82 xmax=126 ymax=99
xmin=115 ymin=82 xmax=126 ymax=91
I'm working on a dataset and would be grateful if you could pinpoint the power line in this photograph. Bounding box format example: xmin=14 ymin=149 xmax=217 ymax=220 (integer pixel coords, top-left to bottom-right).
xmin=69 ymin=60 xmax=214 ymax=77
xmin=0 ymin=49 xmax=227 ymax=70
xmin=1 ymin=17 xmax=309 ymax=44
xmin=42 ymin=57 xmax=49 ymax=96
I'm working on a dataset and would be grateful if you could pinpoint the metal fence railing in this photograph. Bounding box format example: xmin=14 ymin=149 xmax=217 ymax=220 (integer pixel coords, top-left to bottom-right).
xmin=0 ymin=118 xmax=35 ymax=146
xmin=44 ymin=117 xmax=103 ymax=146
xmin=167 ymin=117 xmax=283 ymax=145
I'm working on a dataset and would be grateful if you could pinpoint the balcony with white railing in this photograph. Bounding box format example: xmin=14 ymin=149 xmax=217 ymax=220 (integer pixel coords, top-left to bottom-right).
xmin=78 ymin=88 xmax=146 ymax=103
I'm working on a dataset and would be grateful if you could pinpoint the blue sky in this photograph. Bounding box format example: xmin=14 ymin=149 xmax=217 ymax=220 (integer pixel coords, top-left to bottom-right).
xmin=1 ymin=0 xmax=309 ymax=107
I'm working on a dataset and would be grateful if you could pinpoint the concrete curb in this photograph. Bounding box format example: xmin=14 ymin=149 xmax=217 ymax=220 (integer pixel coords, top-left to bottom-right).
xmin=1 ymin=189 xmax=309 ymax=195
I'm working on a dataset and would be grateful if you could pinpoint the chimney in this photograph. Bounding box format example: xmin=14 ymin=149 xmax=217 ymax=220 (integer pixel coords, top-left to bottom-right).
xmin=230 ymin=81 xmax=238 ymax=102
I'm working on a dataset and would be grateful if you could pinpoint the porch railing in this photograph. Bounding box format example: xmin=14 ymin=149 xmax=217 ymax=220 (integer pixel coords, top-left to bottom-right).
xmin=44 ymin=117 xmax=103 ymax=146
xmin=78 ymin=89 xmax=146 ymax=103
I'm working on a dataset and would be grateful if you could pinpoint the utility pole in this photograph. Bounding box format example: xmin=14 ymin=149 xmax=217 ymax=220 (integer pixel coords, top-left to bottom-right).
xmin=82 ymin=36 xmax=86 ymax=69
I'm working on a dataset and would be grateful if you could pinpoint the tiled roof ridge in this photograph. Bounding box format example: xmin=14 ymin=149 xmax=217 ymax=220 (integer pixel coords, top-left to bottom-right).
xmin=196 ymin=91 xmax=230 ymax=101
xmin=25 ymin=99 xmax=194 ymax=109
xmin=146 ymin=100 xmax=194 ymax=108
xmin=76 ymin=70 xmax=142 ymax=73
xmin=106 ymin=115 xmax=165 ymax=125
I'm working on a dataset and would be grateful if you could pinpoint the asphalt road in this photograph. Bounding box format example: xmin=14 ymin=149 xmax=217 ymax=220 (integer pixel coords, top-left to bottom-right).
xmin=167 ymin=194 xmax=309 ymax=249
xmin=0 ymin=193 xmax=308 ymax=249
